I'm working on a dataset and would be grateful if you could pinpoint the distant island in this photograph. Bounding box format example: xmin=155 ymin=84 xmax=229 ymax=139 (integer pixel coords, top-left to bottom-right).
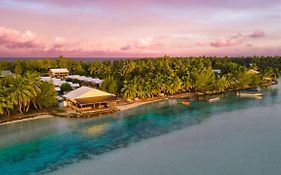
xmin=0 ymin=56 xmax=280 ymax=121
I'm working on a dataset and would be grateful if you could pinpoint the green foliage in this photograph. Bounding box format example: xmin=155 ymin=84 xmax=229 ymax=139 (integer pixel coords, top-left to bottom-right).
xmin=60 ymin=83 xmax=72 ymax=93
xmin=36 ymin=82 xmax=57 ymax=109
xmin=0 ymin=56 xmax=280 ymax=105
xmin=101 ymin=77 xmax=118 ymax=94
xmin=0 ymin=74 xmax=57 ymax=116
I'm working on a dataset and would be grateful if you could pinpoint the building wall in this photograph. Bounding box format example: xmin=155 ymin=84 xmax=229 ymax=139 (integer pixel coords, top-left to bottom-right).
xmin=48 ymin=71 xmax=69 ymax=78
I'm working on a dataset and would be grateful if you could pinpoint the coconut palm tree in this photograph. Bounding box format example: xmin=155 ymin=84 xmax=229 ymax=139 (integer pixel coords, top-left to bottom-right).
xmin=11 ymin=75 xmax=33 ymax=114
xmin=121 ymin=80 xmax=138 ymax=100
xmin=25 ymin=72 xmax=42 ymax=112
xmin=0 ymin=78 xmax=16 ymax=116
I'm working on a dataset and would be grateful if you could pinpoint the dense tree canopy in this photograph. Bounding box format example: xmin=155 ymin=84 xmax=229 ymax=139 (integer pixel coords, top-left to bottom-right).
xmin=0 ymin=56 xmax=280 ymax=107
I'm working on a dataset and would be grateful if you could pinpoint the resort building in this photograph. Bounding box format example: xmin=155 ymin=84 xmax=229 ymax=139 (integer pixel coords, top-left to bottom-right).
xmin=49 ymin=68 xmax=69 ymax=78
xmin=63 ymin=86 xmax=117 ymax=112
xmin=40 ymin=77 xmax=80 ymax=93
xmin=66 ymin=75 xmax=103 ymax=87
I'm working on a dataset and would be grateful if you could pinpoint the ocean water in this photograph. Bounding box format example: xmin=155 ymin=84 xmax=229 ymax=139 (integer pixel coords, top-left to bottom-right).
xmin=0 ymin=57 xmax=140 ymax=62
xmin=0 ymin=83 xmax=281 ymax=175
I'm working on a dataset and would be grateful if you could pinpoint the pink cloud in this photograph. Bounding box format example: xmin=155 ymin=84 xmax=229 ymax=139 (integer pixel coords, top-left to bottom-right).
xmin=0 ymin=26 xmax=91 ymax=53
xmin=210 ymin=33 xmax=245 ymax=47
xmin=210 ymin=39 xmax=241 ymax=47
xmin=120 ymin=45 xmax=131 ymax=51
xmin=0 ymin=27 xmax=160 ymax=57
xmin=201 ymin=30 xmax=266 ymax=48
xmin=248 ymin=30 xmax=265 ymax=38
xmin=120 ymin=37 xmax=154 ymax=51
xmin=0 ymin=26 xmax=42 ymax=49
xmin=50 ymin=36 xmax=83 ymax=52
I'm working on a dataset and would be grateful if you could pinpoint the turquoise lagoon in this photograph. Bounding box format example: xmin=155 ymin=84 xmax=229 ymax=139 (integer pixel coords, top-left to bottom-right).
xmin=1 ymin=83 xmax=281 ymax=175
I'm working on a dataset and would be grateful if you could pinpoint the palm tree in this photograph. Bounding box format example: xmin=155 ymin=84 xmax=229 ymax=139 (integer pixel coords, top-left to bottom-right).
xmin=11 ymin=75 xmax=33 ymax=114
xmin=0 ymin=79 xmax=16 ymax=116
xmin=25 ymin=72 xmax=42 ymax=112
xmin=121 ymin=80 xmax=138 ymax=100
xmin=88 ymin=61 xmax=102 ymax=77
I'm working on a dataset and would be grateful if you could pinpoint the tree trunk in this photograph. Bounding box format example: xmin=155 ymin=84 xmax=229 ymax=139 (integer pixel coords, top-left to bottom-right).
xmin=18 ymin=102 xmax=23 ymax=114
xmin=5 ymin=108 xmax=10 ymax=117
xmin=25 ymin=101 xmax=30 ymax=112
xmin=32 ymin=98 xmax=38 ymax=110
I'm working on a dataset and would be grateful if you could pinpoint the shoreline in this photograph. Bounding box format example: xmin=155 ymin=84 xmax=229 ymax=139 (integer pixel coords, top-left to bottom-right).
xmin=117 ymin=98 xmax=169 ymax=111
xmin=117 ymin=92 xmax=194 ymax=111
xmin=0 ymin=115 xmax=54 ymax=126
xmin=0 ymin=94 xmax=191 ymax=125
xmin=0 ymin=81 xmax=277 ymax=126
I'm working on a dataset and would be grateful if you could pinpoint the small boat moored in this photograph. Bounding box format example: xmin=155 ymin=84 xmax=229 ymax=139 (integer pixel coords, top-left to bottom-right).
xmin=237 ymin=89 xmax=263 ymax=98
xmin=207 ymin=97 xmax=220 ymax=103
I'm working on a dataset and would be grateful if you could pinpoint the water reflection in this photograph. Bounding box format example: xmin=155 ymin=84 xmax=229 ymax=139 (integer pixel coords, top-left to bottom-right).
xmin=83 ymin=123 xmax=109 ymax=138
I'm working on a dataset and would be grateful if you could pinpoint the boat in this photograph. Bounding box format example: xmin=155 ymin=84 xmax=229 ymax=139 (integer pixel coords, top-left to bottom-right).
xmin=179 ymin=100 xmax=191 ymax=105
xmin=207 ymin=97 xmax=220 ymax=103
xmin=237 ymin=89 xmax=263 ymax=98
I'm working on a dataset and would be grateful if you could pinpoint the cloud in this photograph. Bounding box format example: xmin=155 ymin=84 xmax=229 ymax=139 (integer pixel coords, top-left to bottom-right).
xmin=53 ymin=36 xmax=66 ymax=47
xmin=0 ymin=27 xmax=84 ymax=53
xmin=138 ymin=37 xmax=152 ymax=47
xmin=120 ymin=45 xmax=131 ymax=51
xmin=248 ymin=30 xmax=265 ymax=38
xmin=210 ymin=33 xmax=245 ymax=47
xmin=0 ymin=27 xmax=158 ymax=57
xmin=0 ymin=26 xmax=41 ymax=49
xmin=210 ymin=39 xmax=241 ymax=47
xmin=120 ymin=37 xmax=153 ymax=51
xmin=199 ymin=30 xmax=266 ymax=48
xmin=50 ymin=36 xmax=82 ymax=52
xmin=0 ymin=26 xmax=108 ymax=56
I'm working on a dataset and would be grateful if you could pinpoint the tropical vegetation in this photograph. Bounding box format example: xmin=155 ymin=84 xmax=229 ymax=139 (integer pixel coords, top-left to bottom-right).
xmin=0 ymin=72 xmax=56 ymax=116
xmin=0 ymin=55 xmax=280 ymax=116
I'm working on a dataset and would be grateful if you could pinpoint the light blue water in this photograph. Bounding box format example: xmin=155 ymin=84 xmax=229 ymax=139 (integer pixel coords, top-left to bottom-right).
xmin=0 ymin=83 xmax=281 ymax=175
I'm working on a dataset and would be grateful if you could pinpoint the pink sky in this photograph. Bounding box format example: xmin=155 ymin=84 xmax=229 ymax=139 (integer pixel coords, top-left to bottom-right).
xmin=0 ymin=0 xmax=280 ymax=57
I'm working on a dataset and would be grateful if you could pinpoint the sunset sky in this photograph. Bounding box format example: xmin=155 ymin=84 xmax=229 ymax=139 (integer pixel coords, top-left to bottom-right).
xmin=0 ymin=0 xmax=280 ymax=57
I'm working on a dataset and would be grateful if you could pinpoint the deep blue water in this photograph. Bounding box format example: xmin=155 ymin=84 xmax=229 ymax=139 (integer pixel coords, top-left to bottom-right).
xmin=0 ymin=83 xmax=280 ymax=175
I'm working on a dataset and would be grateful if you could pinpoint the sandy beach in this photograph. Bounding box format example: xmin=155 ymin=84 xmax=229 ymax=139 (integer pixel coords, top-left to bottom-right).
xmin=0 ymin=115 xmax=54 ymax=126
xmin=0 ymin=94 xmax=193 ymax=125
xmin=0 ymin=100 xmax=165 ymax=125
xmin=117 ymin=98 xmax=169 ymax=111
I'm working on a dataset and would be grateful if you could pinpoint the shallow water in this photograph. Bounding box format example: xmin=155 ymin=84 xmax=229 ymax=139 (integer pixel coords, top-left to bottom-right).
xmin=0 ymin=83 xmax=281 ymax=175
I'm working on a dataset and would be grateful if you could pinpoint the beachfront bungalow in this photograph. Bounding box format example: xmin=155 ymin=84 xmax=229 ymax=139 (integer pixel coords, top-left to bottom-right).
xmin=63 ymin=86 xmax=117 ymax=112
xmin=49 ymin=68 xmax=69 ymax=78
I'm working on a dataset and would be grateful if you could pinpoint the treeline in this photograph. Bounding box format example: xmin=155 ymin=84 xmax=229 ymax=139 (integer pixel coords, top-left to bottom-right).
xmin=0 ymin=56 xmax=281 ymax=77
xmin=0 ymin=56 xmax=280 ymax=103
xmin=0 ymin=72 xmax=56 ymax=116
